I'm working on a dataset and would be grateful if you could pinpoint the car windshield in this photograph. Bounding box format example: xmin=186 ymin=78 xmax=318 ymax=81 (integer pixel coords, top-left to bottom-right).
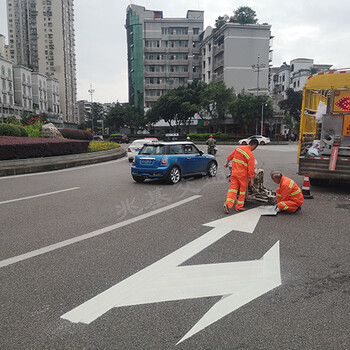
xmin=139 ymin=144 xmax=165 ymax=155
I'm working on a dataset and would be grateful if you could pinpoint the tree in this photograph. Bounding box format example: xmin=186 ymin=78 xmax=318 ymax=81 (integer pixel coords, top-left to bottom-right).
xmin=229 ymin=94 xmax=273 ymax=134
xmin=278 ymin=88 xmax=303 ymax=118
xmin=233 ymin=6 xmax=258 ymax=24
xmin=200 ymin=82 xmax=235 ymax=131
xmin=146 ymin=82 xmax=205 ymax=133
xmin=87 ymin=103 xmax=105 ymax=133
xmin=215 ymin=15 xmax=228 ymax=29
xmin=105 ymin=103 xmax=143 ymax=133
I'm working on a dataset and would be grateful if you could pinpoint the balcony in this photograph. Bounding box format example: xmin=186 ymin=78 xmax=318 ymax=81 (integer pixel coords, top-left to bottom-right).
xmin=212 ymin=74 xmax=224 ymax=83
xmin=144 ymin=95 xmax=160 ymax=102
xmin=213 ymin=59 xmax=224 ymax=70
xmin=144 ymin=47 xmax=164 ymax=53
xmin=213 ymin=44 xmax=224 ymax=56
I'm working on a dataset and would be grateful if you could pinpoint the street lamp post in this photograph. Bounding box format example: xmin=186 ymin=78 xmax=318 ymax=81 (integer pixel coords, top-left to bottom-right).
xmin=261 ymin=102 xmax=267 ymax=135
xmin=88 ymin=84 xmax=95 ymax=134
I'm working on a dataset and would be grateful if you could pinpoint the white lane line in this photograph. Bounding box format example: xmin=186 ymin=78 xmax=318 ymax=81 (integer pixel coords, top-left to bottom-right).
xmin=0 ymin=157 xmax=126 ymax=180
xmin=0 ymin=195 xmax=202 ymax=268
xmin=0 ymin=187 xmax=80 ymax=205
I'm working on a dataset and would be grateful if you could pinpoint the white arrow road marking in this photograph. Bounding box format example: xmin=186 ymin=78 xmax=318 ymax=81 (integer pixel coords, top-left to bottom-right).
xmin=61 ymin=206 xmax=280 ymax=344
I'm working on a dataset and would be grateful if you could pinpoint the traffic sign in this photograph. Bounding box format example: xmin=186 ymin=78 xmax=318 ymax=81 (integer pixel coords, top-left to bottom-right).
xmin=333 ymin=90 xmax=350 ymax=113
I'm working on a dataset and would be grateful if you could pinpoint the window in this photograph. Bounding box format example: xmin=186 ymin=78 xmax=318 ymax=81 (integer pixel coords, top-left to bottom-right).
xmin=140 ymin=145 xmax=164 ymax=155
xmin=169 ymin=145 xmax=183 ymax=154
xmin=193 ymin=28 xmax=199 ymax=35
xmin=184 ymin=144 xmax=199 ymax=154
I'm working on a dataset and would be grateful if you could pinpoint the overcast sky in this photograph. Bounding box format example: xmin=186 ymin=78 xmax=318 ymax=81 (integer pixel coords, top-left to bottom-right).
xmin=1 ymin=0 xmax=349 ymax=103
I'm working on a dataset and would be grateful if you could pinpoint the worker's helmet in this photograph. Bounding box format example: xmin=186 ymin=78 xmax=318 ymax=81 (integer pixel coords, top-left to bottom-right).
xmin=186 ymin=137 xmax=190 ymax=141
xmin=209 ymin=135 xmax=213 ymax=138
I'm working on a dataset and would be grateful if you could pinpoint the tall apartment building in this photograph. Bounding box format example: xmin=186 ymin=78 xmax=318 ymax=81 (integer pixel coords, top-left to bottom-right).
xmin=200 ymin=23 xmax=272 ymax=95
xmin=6 ymin=0 xmax=77 ymax=124
xmin=125 ymin=5 xmax=204 ymax=112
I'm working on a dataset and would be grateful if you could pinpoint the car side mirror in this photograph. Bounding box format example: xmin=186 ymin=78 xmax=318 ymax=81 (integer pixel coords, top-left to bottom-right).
xmin=199 ymin=150 xmax=204 ymax=156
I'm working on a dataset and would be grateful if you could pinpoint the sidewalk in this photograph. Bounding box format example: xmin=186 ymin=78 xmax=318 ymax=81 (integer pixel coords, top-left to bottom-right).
xmin=0 ymin=147 xmax=126 ymax=177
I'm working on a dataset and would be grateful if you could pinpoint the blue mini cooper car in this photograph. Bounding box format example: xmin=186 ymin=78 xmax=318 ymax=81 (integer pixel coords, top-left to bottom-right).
xmin=131 ymin=141 xmax=218 ymax=184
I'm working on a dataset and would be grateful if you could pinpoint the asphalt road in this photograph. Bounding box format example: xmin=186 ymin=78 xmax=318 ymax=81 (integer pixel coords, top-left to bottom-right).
xmin=1 ymin=144 xmax=350 ymax=350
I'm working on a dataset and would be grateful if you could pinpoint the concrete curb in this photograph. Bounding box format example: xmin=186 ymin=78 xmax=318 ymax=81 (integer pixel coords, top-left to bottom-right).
xmin=0 ymin=147 xmax=126 ymax=177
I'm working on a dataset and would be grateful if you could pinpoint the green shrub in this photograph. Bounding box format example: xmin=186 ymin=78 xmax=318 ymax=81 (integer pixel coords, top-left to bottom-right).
xmin=0 ymin=123 xmax=22 ymax=136
xmin=5 ymin=116 xmax=21 ymax=125
xmin=60 ymin=128 xmax=93 ymax=140
xmin=219 ymin=133 xmax=228 ymax=140
xmin=24 ymin=123 xmax=42 ymax=138
xmin=15 ymin=125 xmax=28 ymax=137
xmin=82 ymin=130 xmax=93 ymax=140
xmin=88 ymin=141 xmax=119 ymax=152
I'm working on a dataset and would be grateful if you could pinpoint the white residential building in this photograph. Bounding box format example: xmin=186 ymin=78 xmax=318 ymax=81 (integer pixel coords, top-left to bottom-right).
xmin=31 ymin=72 xmax=48 ymax=114
xmin=6 ymin=0 xmax=77 ymax=124
xmin=47 ymin=77 xmax=60 ymax=114
xmin=200 ymin=22 xmax=272 ymax=95
xmin=13 ymin=65 xmax=32 ymax=111
xmin=0 ymin=57 xmax=15 ymax=121
xmin=270 ymin=58 xmax=332 ymax=98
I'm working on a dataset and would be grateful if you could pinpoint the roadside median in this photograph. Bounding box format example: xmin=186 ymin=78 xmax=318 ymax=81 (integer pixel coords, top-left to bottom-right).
xmin=0 ymin=147 xmax=126 ymax=177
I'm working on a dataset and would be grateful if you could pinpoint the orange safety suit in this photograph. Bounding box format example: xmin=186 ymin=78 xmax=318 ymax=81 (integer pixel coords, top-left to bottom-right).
xmin=276 ymin=176 xmax=304 ymax=213
xmin=224 ymin=145 xmax=255 ymax=210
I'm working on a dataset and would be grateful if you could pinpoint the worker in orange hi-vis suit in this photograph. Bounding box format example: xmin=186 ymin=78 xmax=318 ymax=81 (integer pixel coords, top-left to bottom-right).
xmin=223 ymin=138 xmax=259 ymax=214
xmin=270 ymin=171 xmax=304 ymax=213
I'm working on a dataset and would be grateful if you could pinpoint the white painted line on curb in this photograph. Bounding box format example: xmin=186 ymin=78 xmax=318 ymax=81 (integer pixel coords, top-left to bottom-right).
xmin=0 ymin=157 xmax=126 ymax=180
xmin=0 ymin=187 xmax=80 ymax=205
xmin=0 ymin=195 xmax=202 ymax=268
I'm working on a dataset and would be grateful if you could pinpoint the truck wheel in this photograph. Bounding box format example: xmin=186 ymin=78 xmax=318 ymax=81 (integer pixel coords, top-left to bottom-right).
xmin=207 ymin=161 xmax=218 ymax=177
xmin=132 ymin=175 xmax=145 ymax=183
xmin=166 ymin=166 xmax=181 ymax=184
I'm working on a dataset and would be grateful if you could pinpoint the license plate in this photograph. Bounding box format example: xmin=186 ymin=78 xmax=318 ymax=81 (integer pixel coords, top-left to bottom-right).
xmin=141 ymin=159 xmax=153 ymax=164
xmin=135 ymin=149 xmax=141 ymax=152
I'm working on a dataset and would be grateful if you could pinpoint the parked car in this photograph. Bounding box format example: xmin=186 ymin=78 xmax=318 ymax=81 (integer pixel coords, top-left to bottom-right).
xmin=127 ymin=139 xmax=152 ymax=162
xmin=144 ymin=137 xmax=158 ymax=142
xmin=238 ymin=135 xmax=270 ymax=145
xmin=93 ymin=135 xmax=104 ymax=141
xmin=131 ymin=141 xmax=218 ymax=184
xmin=110 ymin=134 xmax=129 ymax=143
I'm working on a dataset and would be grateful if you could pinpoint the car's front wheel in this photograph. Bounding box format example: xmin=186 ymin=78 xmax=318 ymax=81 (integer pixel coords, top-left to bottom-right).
xmin=242 ymin=141 xmax=247 ymax=145
xmin=166 ymin=166 xmax=181 ymax=184
xmin=132 ymin=175 xmax=145 ymax=183
xmin=207 ymin=161 xmax=218 ymax=177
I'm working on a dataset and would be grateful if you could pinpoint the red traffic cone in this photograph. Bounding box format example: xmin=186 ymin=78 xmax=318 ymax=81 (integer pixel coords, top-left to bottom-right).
xmin=302 ymin=174 xmax=313 ymax=199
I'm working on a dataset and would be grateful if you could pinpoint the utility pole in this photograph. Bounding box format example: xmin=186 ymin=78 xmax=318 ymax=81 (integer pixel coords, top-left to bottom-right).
xmin=252 ymin=55 xmax=266 ymax=133
xmin=88 ymin=84 xmax=95 ymax=134
xmin=261 ymin=102 xmax=267 ymax=135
